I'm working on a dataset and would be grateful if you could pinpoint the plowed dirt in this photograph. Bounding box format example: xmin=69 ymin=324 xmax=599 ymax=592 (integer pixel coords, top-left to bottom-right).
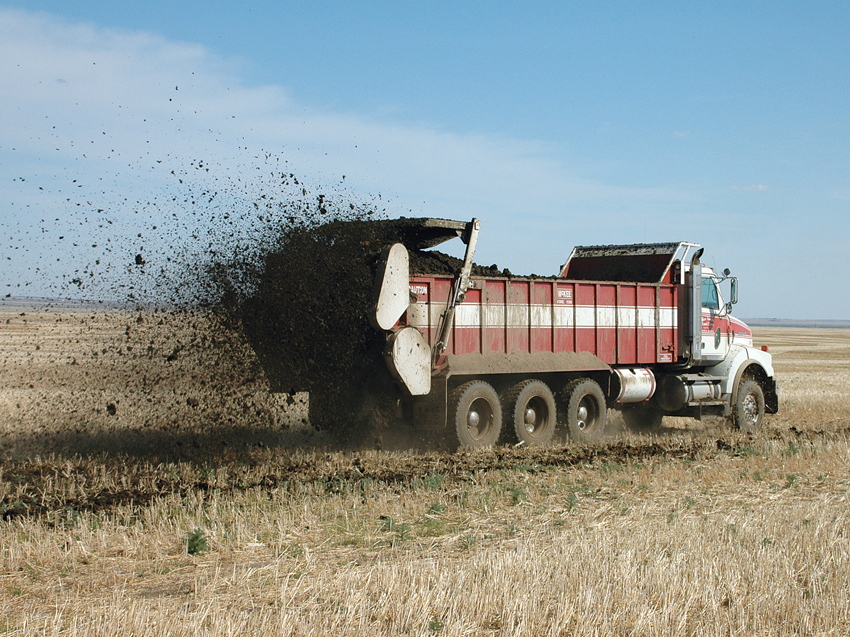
xmin=3 ymin=423 xmax=847 ymax=520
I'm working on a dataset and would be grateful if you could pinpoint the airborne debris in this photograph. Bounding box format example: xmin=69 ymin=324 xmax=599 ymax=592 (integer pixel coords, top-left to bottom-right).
xmin=4 ymin=154 xmax=522 ymax=453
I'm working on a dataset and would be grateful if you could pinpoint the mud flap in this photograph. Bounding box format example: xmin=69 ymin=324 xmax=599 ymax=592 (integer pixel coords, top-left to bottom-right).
xmin=412 ymin=374 xmax=448 ymax=430
xmin=764 ymin=377 xmax=779 ymax=414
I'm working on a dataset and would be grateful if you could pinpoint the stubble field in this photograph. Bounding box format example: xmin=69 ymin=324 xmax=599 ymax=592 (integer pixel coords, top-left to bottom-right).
xmin=1 ymin=309 xmax=849 ymax=636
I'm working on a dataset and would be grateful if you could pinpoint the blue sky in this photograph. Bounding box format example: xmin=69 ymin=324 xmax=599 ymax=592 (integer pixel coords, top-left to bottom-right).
xmin=1 ymin=1 xmax=848 ymax=318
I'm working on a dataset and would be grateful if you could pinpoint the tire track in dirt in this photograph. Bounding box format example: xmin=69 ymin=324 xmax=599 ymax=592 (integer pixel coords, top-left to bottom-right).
xmin=4 ymin=423 xmax=847 ymax=520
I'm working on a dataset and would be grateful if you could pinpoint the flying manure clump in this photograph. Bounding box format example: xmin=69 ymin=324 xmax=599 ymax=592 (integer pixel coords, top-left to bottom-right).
xmin=235 ymin=218 xmax=423 ymax=442
xmin=20 ymin=148 xmax=517 ymax=448
xmin=227 ymin=214 xmax=517 ymax=443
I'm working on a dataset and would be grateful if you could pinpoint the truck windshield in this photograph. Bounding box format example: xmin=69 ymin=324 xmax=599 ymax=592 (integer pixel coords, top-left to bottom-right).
xmin=702 ymin=277 xmax=720 ymax=310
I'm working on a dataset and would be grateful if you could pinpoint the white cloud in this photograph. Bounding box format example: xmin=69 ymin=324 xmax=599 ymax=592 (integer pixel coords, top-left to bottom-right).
xmin=0 ymin=7 xmax=687 ymax=287
xmin=729 ymin=184 xmax=771 ymax=192
xmin=673 ymin=131 xmax=690 ymax=138
xmin=0 ymin=8 xmax=677 ymax=212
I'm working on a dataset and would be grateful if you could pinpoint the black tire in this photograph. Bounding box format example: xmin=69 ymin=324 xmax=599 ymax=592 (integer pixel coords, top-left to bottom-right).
xmin=621 ymin=405 xmax=664 ymax=432
xmin=561 ymin=379 xmax=608 ymax=443
xmin=504 ymin=379 xmax=557 ymax=446
xmin=448 ymin=380 xmax=503 ymax=449
xmin=733 ymin=379 xmax=765 ymax=432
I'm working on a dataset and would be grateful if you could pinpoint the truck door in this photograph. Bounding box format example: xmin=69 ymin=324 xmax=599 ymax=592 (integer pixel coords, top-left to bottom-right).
xmin=700 ymin=276 xmax=731 ymax=361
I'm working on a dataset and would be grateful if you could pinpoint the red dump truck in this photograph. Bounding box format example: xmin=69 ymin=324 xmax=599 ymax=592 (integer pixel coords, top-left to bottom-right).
xmin=368 ymin=218 xmax=778 ymax=449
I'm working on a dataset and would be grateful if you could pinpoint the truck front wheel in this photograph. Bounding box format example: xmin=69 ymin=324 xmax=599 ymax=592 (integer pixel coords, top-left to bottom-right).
xmin=562 ymin=379 xmax=608 ymax=443
xmin=504 ymin=379 xmax=557 ymax=446
xmin=449 ymin=380 xmax=503 ymax=449
xmin=734 ymin=379 xmax=765 ymax=432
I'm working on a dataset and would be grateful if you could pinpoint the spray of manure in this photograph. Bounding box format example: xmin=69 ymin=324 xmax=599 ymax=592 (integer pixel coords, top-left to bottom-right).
xmin=3 ymin=153 xmax=520 ymax=456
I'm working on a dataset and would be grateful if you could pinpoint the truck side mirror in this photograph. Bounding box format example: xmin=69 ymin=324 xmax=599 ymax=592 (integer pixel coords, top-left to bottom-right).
xmin=730 ymin=278 xmax=738 ymax=305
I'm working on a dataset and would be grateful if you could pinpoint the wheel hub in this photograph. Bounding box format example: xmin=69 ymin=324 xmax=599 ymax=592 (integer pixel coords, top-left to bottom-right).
xmin=743 ymin=394 xmax=758 ymax=425
xmin=577 ymin=403 xmax=589 ymax=430
xmin=467 ymin=410 xmax=480 ymax=429
xmin=524 ymin=407 xmax=537 ymax=432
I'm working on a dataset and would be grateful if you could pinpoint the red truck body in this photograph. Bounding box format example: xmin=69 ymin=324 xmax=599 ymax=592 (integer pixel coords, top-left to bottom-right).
xmin=407 ymin=276 xmax=679 ymax=366
xmin=366 ymin=218 xmax=778 ymax=448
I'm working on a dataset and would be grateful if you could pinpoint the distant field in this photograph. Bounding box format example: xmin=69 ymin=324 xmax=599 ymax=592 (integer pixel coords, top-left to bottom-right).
xmin=745 ymin=317 xmax=850 ymax=329
xmin=1 ymin=314 xmax=849 ymax=635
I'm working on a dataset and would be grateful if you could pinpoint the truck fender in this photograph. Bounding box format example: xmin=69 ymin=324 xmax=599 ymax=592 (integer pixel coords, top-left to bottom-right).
xmin=729 ymin=358 xmax=778 ymax=415
xmin=704 ymin=345 xmax=777 ymax=415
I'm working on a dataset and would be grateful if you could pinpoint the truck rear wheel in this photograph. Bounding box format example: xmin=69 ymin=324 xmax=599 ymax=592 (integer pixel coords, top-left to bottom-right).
xmin=734 ymin=379 xmax=765 ymax=432
xmin=504 ymin=379 xmax=557 ymax=446
xmin=621 ymin=405 xmax=664 ymax=432
xmin=562 ymin=379 xmax=607 ymax=443
xmin=449 ymin=380 xmax=503 ymax=449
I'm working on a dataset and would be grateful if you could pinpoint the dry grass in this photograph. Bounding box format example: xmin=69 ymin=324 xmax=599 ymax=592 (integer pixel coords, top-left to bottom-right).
xmin=757 ymin=328 xmax=850 ymax=427
xmin=1 ymin=323 xmax=849 ymax=635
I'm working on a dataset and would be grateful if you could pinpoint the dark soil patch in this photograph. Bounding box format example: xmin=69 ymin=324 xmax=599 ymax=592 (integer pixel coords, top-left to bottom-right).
xmin=6 ymin=428 xmax=835 ymax=520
